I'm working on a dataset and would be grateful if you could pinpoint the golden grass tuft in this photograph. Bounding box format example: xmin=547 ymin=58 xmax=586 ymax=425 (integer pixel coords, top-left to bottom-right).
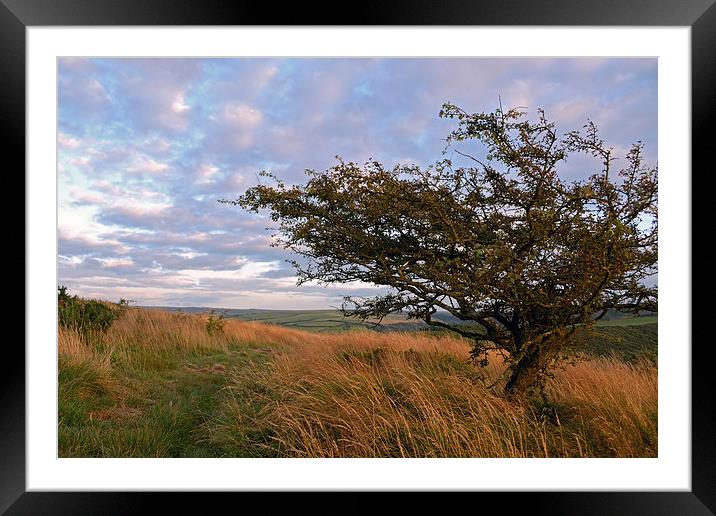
xmin=547 ymin=357 xmax=658 ymax=457
xmin=58 ymin=326 xmax=114 ymax=379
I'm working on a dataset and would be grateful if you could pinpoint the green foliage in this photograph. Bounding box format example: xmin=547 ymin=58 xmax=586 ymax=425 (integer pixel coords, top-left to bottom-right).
xmin=205 ymin=310 xmax=227 ymax=336
xmin=58 ymin=286 xmax=119 ymax=337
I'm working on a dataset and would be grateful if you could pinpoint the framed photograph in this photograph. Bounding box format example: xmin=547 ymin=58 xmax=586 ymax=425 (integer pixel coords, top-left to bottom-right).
xmin=7 ymin=0 xmax=712 ymax=513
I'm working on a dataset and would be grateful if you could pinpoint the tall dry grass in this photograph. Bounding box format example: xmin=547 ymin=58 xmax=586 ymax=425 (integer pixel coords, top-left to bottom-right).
xmin=58 ymin=326 xmax=117 ymax=424
xmin=546 ymin=358 xmax=658 ymax=457
xmin=59 ymin=307 xmax=657 ymax=458
xmin=212 ymin=334 xmax=657 ymax=458
xmin=98 ymin=308 xmax=475 ymax=358
xmin=58 ymin=326 xmax=114 ymax=378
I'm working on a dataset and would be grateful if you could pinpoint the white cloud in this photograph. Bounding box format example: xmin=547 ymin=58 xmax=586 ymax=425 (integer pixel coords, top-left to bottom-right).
xmin=254 ymin=65 xmax=279 ymax=89
xmin=174 ymin=250 xmax=208 ymax=260
xmin=221 ymin=103 xmax=263 ymax=127
xmin=59 ymin=255 xmax=85 ymax=267
xmin=58 ymin=133 xmax=82 ymax=149
xmin=177 ymin=260 xmax=280 ymax=284
xmin=69 ymin=188 xmax=104 ymax=204
xmin=96 ymin=257 xmax=135 ymax=268
xmin=127 ymin=156 xmax=169 ymax=173
xmin=210 ymin=103 xmax=265 ymax=149
xmin=196 ymin=164 xmax=220 ymax=184
xmin=87 ymin=79 xmax=110 ymax=101
xmin=69 ymin=156 xmax=92 ymax=168
xmin=142 ymin=137 xmax=172 ymax=154
xmin=171 ymin=93 xmax=191 ymax=114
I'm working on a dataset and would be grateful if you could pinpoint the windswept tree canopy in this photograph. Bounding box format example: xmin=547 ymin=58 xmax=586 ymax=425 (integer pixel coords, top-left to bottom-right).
xmin=225 ymin=103 xmax=657 ymax=398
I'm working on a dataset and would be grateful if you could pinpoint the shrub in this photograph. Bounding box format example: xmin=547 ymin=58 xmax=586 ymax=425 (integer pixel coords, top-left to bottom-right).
xmin=205 ymin=310 xmax=227 ymax=336
xmin=58 ymin=286 xmax=119 ymax=337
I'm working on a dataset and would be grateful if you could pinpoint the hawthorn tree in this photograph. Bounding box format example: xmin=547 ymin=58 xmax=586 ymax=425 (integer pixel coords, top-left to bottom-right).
xmin=225 ymin=103 xmax=657 ymax=400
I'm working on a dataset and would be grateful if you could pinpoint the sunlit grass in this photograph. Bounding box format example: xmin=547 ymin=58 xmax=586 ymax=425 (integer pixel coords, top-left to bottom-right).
xmin=58 ymin=307 xmax=657 ymax=458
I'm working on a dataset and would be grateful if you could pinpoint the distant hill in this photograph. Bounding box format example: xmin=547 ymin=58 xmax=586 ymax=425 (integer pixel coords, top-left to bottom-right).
xmin=143 ymin=306 xmax=656 ymax=334
xmin=142 ymin=306 xmax=454 ymax=333
xmin=142 ymin=306 xmax=656 ymax=363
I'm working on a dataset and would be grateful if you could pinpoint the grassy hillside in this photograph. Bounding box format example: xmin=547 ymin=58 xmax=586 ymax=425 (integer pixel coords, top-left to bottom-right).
xmin=597 ymin=314 xmax=657 ymax=326
xmin=149 ymin=306 xmax=456 ymax=332
xmin=150 ymin=307 xmax=657 ymax=364
xmin=581 ymin=323 xmax=657 ymax=363
xmin=152 ymin=306 xmax=656 ymax=332
xmin=59 ymin=305 xmax=657 ymax=458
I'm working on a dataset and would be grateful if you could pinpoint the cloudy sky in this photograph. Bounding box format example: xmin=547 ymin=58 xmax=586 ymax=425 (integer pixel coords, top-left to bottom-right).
xmin=58 ymin=57 xmax=657 ymax=309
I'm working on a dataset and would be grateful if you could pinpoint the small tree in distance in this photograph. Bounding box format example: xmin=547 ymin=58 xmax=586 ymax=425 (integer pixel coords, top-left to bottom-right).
xmin=224 ymin=103 xmax=657 ymax=400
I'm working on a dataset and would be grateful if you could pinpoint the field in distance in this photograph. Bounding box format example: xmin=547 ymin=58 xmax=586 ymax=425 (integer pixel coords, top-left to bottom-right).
xmin=147 ymin=306 xmax=441 ymax=332
xmin=146 ymin=306 xmax=657 ymax=365
xmin=149 ymin=306 xmax=657 ymax=333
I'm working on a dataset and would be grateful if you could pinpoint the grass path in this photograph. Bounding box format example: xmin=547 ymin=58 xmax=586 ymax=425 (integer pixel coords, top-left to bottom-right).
xmin=59 ymin=346 xmax=274 ymax=457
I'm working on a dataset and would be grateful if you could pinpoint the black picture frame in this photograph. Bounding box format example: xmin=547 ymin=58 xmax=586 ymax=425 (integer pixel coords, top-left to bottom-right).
xmin=5 ymin=1 xmax=712 ymax=513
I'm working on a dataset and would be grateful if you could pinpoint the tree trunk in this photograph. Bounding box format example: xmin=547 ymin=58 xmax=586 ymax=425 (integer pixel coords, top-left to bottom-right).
xmin=504 ymin=335 xmax=561 ymax=401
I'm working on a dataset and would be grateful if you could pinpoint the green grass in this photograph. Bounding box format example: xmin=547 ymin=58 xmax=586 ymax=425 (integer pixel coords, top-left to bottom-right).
xmin=581 ymin=323 xmax=657 ymax=364
xmin=231 ymin=309 xmax=418 ymax=332
xmin=59 ymin=346 xmax=274 ymax=457
xmin=157 ymin=307 xmax=442 ymax=333
xmin=596 ymin=314 xmax=658 ymax=327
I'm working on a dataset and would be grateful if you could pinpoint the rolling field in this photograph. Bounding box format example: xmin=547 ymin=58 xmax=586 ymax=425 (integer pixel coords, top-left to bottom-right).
xmin=581 ymin=323 xmax=658 ymax=364
xmin=152 ymin=307 xmax=657 ymax=364
xmin=155 ymin=306 xmax=656 ymax=331
xmin=596 ymin=314 xmax=658 ymax=327
xmin=152 ymin=306 xmax=459 ymax=332
xmin=59 ymin=305 xmax=658 ymax=458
